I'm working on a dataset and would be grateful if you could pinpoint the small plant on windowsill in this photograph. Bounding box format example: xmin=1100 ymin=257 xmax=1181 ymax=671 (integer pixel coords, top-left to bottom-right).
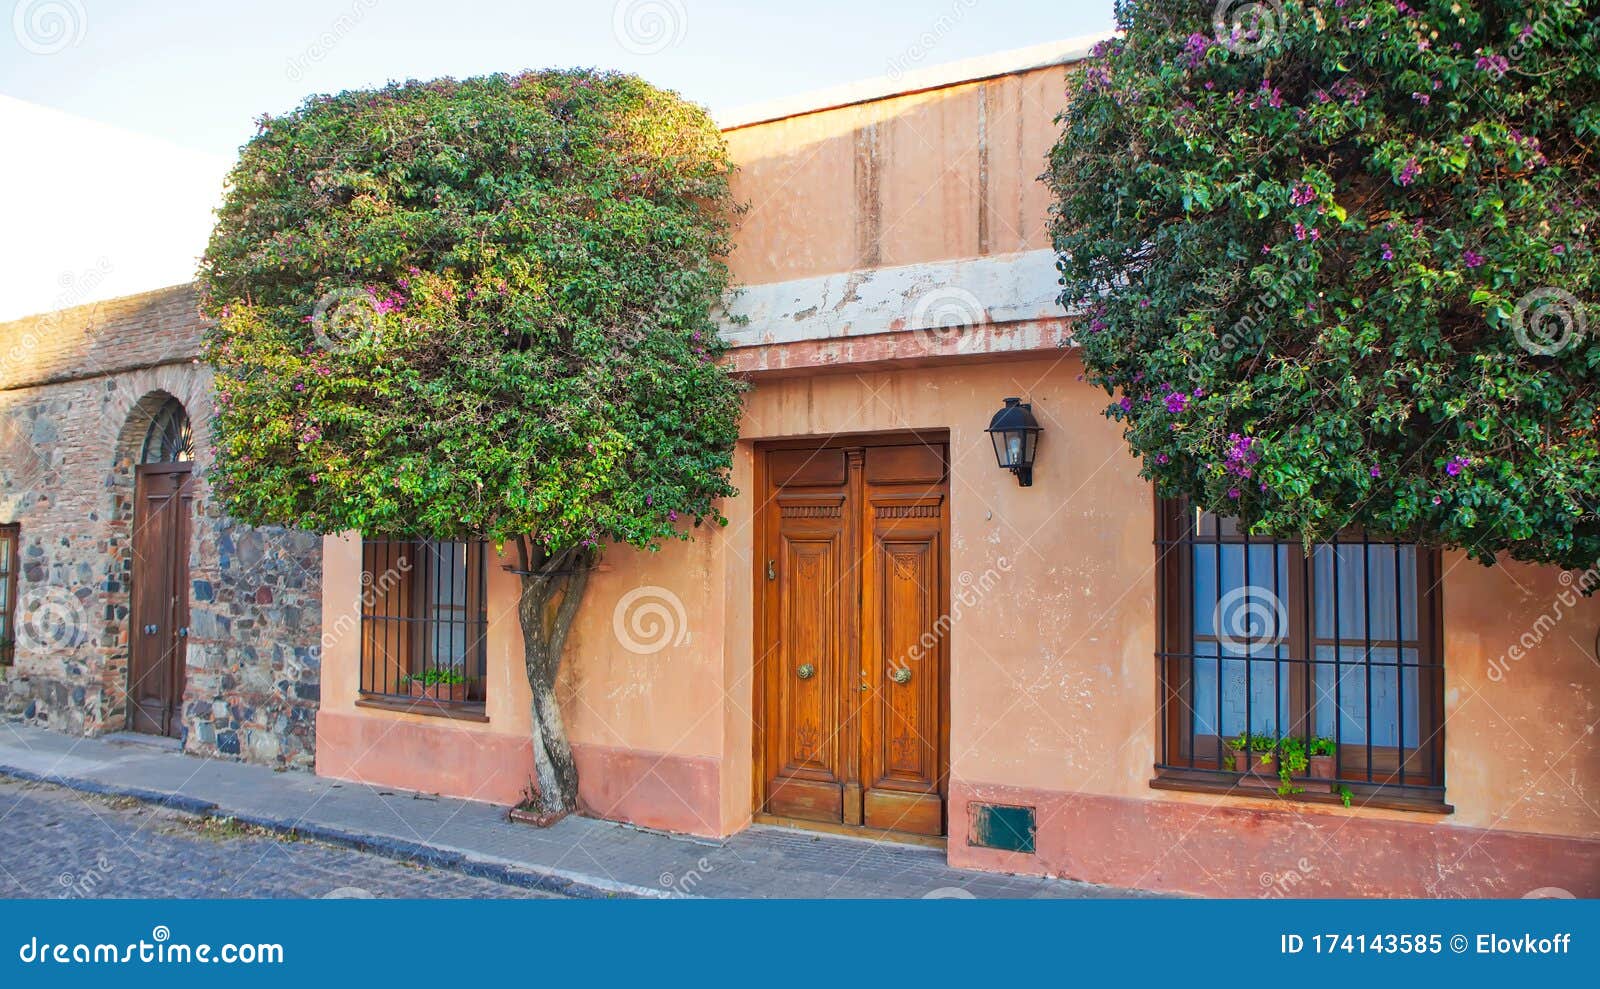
xmin=1307 ymin=737 xmax=1338 ymax=786
xmin=1227 ymin=733 xmax=1277 ymax=788
xmin=403 ymin=668 xmax=471 ymax=704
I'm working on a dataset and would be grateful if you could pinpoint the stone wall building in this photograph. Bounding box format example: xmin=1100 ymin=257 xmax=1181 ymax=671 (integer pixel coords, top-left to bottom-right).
xmin=0 ymin=285 xmax=322 ymax=768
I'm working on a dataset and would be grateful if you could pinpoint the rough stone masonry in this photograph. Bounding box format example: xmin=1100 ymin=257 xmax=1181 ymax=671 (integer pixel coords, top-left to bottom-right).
xmin=0 ymin=284 xmax=323 ymax=768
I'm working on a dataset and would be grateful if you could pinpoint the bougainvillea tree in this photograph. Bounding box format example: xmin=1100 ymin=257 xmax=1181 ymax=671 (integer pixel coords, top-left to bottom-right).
xmin=1049 ymin=0 xmax=1598 ymax=571
xmin=201 ymin=71 xmax=742 ymax=818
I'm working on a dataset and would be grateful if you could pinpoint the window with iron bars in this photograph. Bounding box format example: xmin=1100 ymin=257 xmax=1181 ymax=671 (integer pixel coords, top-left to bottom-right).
xmin=359 ymin=539 xmax=489 ymax=710
xmin=1156 ymin=501 xmax=1445 ymax=806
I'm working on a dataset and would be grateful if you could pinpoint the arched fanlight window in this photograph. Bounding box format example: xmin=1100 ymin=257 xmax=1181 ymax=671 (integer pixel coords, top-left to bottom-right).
xmin=140 ymin=398 xmax=194 ymax=464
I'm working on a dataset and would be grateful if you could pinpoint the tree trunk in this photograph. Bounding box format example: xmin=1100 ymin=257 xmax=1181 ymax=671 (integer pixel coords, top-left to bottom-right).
xmin=513 ymin=538 xmax=594 ymax=823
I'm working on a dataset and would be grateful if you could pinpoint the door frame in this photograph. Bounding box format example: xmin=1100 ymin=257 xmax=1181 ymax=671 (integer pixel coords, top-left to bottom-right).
xmin=128 ymin=461 xmax=194 ymax=737
xmin=749 ymin=430 xmax=952 ymax=841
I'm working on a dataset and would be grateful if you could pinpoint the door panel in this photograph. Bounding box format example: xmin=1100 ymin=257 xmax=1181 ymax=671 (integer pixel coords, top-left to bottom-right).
xmin=860 ymin=485 xmax=947 ymax=835
xmin=759 ymin=441 xmax=948 ymax=837
xmin=763 ymin=491 xmax=851 ymax=823
xmin=130 ymin=465 xmax=192 ymax=737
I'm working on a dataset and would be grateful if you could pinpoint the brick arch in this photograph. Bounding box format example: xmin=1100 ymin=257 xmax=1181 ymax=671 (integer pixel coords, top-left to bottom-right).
xmin=97 ymin=373 xmax=211 ymax=731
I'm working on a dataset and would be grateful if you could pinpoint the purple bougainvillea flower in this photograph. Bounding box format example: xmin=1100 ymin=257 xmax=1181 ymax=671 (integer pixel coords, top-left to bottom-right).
xmin=1163 ymin=392 xmax=1189 ymax=414
xmin=1398 ymin=159 xmax=1421 ymax=186
xmin=1446 ymin=455 xmax=1472 ymax=477
xmin=1370 ymin=466 xmax=1382 ymax=478
xmin=1462 ymin=250 xmax=1484 ymax=268
xmin=1227 ymin=488 xmax=1241 ymax=500
xmin=1380 ymin=243 xmax=1394 ymax=261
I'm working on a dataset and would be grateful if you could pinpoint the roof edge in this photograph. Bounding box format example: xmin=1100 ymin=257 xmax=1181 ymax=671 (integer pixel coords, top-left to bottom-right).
xmin=716 ymin=31 xmax=1113 ymax=131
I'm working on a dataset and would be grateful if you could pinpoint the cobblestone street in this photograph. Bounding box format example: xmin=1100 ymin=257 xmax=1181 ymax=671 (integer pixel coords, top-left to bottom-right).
xmin=0 ymin=778 xmax=562 ymax=900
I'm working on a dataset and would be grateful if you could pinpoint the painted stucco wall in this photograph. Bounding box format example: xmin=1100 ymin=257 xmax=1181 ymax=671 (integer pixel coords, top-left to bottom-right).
xmin=314 ymin=57 xmax=1598 ymax=896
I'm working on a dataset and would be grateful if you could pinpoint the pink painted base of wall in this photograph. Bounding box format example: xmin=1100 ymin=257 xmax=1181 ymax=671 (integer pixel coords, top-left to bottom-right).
xmin=315 ymin=713 xmax=726 ymax=838
xmin=315 ymin=711 xmax=535 ymax=806
xmin=948 ymin=781 xmax=1600 ymax=898
xmin=572 ymin=742 xmax=725 ymax=838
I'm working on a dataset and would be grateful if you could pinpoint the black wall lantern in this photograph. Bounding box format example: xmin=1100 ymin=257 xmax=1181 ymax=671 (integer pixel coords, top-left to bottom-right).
xmin=986 ymin=397 xmax=1042 ymax=487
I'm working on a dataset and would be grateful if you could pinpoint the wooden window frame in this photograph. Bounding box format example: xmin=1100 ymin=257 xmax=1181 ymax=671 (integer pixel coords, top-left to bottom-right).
xmin=1155 ymin=499 xmax=1447 ymax=810
xmin=0 ymin=524 xmax=16 ymax=666
xmin=357 ymin=538 xmax=490 ymax=716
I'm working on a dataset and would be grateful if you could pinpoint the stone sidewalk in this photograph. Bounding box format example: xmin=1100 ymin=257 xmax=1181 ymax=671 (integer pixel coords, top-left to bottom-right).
xmin=0 ymin=723 xmax=1157 ymax=899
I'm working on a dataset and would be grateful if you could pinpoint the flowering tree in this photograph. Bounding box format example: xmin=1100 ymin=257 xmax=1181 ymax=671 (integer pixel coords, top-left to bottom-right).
xmin=1049 ymin=0 xmax=1598 ymax=571
xmin=200 ymin=71 xmax=743 ymax=818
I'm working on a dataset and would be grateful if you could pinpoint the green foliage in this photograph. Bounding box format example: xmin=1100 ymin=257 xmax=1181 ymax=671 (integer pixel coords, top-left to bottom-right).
xmin=403 ymin=668 xmax=467 ymax=687
xmin=200 ymin=70 xmax=744 ymax=552
xmin=1275 ymin=737 xmax=1308 ymax=795
xmin=1048 ymin=1 xmax=1599 ymax=571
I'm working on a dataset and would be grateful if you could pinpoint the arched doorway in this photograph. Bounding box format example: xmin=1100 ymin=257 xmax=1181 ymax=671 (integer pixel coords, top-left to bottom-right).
xmin=128 ymin=397 xmax=195 ymax=737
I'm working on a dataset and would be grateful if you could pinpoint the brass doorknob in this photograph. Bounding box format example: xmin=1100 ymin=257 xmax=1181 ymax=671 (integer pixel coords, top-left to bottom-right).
xmin=890 ymin=666 xmax=913 ymax=685
xmin=796 ymin=664 xmax=816 ymax=680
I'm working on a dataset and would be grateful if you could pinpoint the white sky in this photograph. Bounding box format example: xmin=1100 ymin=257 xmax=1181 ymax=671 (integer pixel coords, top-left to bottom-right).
xmin=0 ymin=95 xmax=231 ymax=321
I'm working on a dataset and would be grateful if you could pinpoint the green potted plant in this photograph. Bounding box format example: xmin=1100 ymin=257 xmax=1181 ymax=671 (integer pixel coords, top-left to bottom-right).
xmin=403 ymin=668 xmax=470 ymax=703
xmin=1308 ymin=737 xmax=1338 ymax=786
xmin=1227 ymin=733 xmax=1277 ymax=788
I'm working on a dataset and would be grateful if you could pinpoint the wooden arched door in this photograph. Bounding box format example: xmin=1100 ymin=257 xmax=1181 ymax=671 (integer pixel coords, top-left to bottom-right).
xmin=128 ymin=399 xmax=194 ymax=738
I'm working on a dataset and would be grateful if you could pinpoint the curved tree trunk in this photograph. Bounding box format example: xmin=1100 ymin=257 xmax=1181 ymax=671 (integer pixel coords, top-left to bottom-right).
xmin=513 ymin=537 xmax=594 ymax=823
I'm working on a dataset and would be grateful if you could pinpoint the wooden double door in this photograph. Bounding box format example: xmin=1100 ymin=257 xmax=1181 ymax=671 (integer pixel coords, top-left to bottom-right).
xmin=757 ymin=438 xmax=950 ymax=837
xmin=129 ymin=463 xmax=194 ymax=737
